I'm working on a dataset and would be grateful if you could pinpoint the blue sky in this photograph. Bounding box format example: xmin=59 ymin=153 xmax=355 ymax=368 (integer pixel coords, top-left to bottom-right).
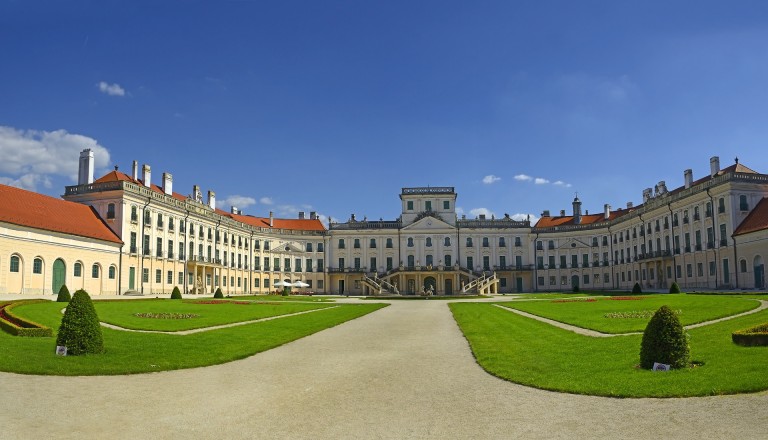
xmin=2 ymin=1 xmax=768 ymax=225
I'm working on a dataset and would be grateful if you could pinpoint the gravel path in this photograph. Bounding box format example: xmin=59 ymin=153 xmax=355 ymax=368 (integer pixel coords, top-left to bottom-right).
xmin=496 ymin=299 xmax=768 ymax=337
xmin=1 ymin=299 xmax=766 ymax=439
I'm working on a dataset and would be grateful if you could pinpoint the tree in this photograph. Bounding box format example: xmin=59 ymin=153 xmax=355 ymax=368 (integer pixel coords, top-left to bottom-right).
xmin=632 ymin=282 xmax=642 ymax=294
xmin=56 ymin=290 xmax=104 ymax=355
xmin=213 ymin=287 xmax=224 ymax=299
xmin=56 ymin=284 xmax=71 ymax=302
xmin=640 ymin=305 xmax=690 ymax=369
xmin=669 ymin=282 xmax=681 ymax=294
xmin=170 ymin=286 xmax=182 ymax=299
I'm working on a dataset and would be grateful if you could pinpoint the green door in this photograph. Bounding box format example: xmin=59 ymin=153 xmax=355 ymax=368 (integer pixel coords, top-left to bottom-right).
xmin=52 ymin=259 xmax=65 ymax=295
xmin=445 ymin=279 xmax=453 ymax=295
xmin=516 ymin=277 xmax=523 ymax=293
xmin=129 ymin=267 xmax=135 ymax=290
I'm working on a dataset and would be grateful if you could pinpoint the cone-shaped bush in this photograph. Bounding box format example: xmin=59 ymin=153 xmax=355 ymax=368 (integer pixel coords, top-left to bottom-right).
xmin=56 ymin=284 xmax=71 ymax=302
xmin=56 ymin=290 xmax=104 ymax=355
xmin=669 ymin=282 xmax=681 ymax=294
xmin=640 ymin=305 xmax=689 ymax=369
xmin=170 ymin=286 xmax=182 ymax=299
xmin=213 ymin=287 xmax=224 ymax=299
xmin=632 ymin=282 xmax=642 ymax=294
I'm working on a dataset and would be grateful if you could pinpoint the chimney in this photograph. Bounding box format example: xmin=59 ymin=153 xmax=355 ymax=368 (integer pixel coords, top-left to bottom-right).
xmin=542 ymin=210 xmax=550 ymax=217
xmin=604 ymin=204 xmax=611 ymax=220
xmin=657 ymin=181 xmax=667 ymax=196
xmin=207 ymin=190 xmax=216 ymax=210
xmin=572 ymin=197 xmax=582 ymax=224
xmin=627 ymin=202 xmax=633 ymax=209
xmin=560 ymin=209 xmax=566 ymax=217
xmin=642 ymin=188 xmax=652 ymax=204
xmin=298 ymin=211 xmax=305 ymax=220
xmin=162 ymin=172 xmax=173 ymax=195
xmin=684 ymin=169 xmax=693 ymax=189
xmin=142 ymin=164 xmax=151 ymax=188
xmin=193 ymin=185 xmax=202 ymax=202
xmin=231 ymin=206 xmax=239 ymax=215
xmin=77 ymin=149 xmax=94 ymax=185
xmin=132 ymin=160 xmax=138 ymax=180
xmin=269 ymin=211 xmax=274 ymax=227
xmin=310 ymin=211 xmax=317 ymax=220
xmin=710 ymin=156 xmax=720 ymax=177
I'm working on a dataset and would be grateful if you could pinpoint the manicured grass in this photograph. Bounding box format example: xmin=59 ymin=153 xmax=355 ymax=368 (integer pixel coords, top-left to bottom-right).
xmin=362 ymin=295 xmax=486 ymax=300
xmin=87 ymin=300 xmax=334 ymax=331
xmin=500 ymin=294 xmax=759 ymax=333
xmin=221 ymin=295 xmax=337 ymax=302
xmin=450 ymin=302 xmax=768 ymax=397
xmin=511 ymin=293 xmax=591 ymax=300
xmin=1 ymin=301 xmax=386 ymax=375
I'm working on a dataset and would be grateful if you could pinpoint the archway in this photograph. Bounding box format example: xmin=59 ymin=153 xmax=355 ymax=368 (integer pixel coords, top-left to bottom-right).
xmin=52 ymin=259 xmax=66 ymax=295
xmin=754 ymin=255 xmax=765 ymax=289
xmin=424 ymin=276 xmax=436 ymax=295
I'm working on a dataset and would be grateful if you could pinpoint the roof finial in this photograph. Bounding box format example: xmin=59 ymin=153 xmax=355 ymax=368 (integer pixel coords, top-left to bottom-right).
xmin=114 ymin=165 xmax=119 ymax=171
xmin=735 ymin=156 xmax=739 ymax=164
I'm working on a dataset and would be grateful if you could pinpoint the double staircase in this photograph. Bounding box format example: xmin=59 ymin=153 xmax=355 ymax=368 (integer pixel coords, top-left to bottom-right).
xmin=462 ymin=272 xmax=499 ymax=295
xmin=361 ymin=274 xmax=400 ymax=295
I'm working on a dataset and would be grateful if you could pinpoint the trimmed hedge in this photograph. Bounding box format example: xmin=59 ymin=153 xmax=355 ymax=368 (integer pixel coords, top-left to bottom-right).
xmin=632 ymin=283 xmax=642 ymax=294
xmin=170 ymin=286 xmax=182 ymax=299
xmin=0 ymin=300 xmax=53 ymax=337
xmin=56 ymin=284 xmax=71 ymax=302
xmin=640 ymin=305 xmax=690 ymax=369
xmin=669 ymin=282 xmax=681 ymax=294
xmin=56 ymin=290 xmax=104 ymax=355
xmin=732 ymin=323 xmax=768 ymax=346
xmin=213 ymin=287 xmax=224 ymax=299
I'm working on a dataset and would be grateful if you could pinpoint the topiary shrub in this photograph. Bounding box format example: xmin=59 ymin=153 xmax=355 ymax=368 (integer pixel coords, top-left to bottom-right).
xmin=669 ymin=282 xmax=681 ymax=294
xmin=640 ymin=305 xmax=689 ymax=369
xmin=56 ymin=290 xmax=104 ymax=355
xmin=632 ymin=282 xmax=642 ymax=294
xmin=213 ymin=287 xmax=224 ymax=299
xmin=56 ymin=284 xmax=71 ymax=302
xmin=170 ymin=286 xmax=182 ymax=299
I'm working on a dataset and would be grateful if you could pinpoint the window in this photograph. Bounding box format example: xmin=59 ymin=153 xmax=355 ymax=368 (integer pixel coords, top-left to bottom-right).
xmin=407 ymin=201 xmax=413 ymax=210
xmin=178 ymin=271 xmax=183 ymax=284
xmin=445 ymin=255 xmax=452 ymax=267
xmin=306 ymin=258 xmax=312 ymax=272
xmin=144 ymin=210 xmax=151 ymax=224
xmin=106 ymin=203 xmax=115 ymax=219
xmin=167 ymin=270 xmax=173 ymax=284
xmin=583 ymin=275 xmax=589 ymax=285
xmin=444 ymin=237 xmax=451 ymax=246
xmin=537 ymin=256 xmax=544 ymax=269
xmin=169 ymin=217 xmax=174 ymax=231
xmin=443 ymin=201 xmax=450 ymax=210
xmin=295 ymin=258 xmax=302 ymax=272
xmin=407 ymin=238 xmax=414 ymax=247
xmin=109 ymin=266 xmax=116 ymax=279
xmin=723 ymin=258 xmax=730 ymax=284
xmin=155 ymin=269 xmax=161 ymax=283
xmin=317 ymin=259 xmax=324 ymax=271
xmin=515 ymin=237 xmax=521 ymax=247
xmin=157 ymin=237 xmax=163 ymax=257
xmin=353 ymin=239 xmax=360 ymax=249
xmin=338 ymin=239 xmax=345 ymax=249
xmin=386 ymin=257 xmax=393 ymax=271
xmin=482 ymin=237 xmax=489 ymax=247
xmin=131 ymin=206 xmax=138 ymax=222
xmin=739 ymin=195 xmax=749 ymax=211
xmin=407 ymin=255 xmax=415 ymax=267
xmin=254 ymin=278 xmax=260 ymax=288
xmin=697 ymin=263 xmax=703 ymax=277
xmin=538 ymin=277 xmax=544 ymax=286
xmin=499 ymin=237 xmax=506 ymax=247
xmin=338 ymin=258 xmax=345 ymax=269
xmin=426 ymin=237 xmax=432 ymax=247
xmin=425 ymin=201 xmax=432 ymax=211
xmin=32 ymin=258 xmax=42 ymax=274
xmin=686 ymin=264 xmax=693 ymax=277
xmin=466 ymin=238 xmax=473 ymax=247
xmin=157 ymin=213 xmax=164 ymax=228
xmin=740 ymin=259 xmax=748 ymax=273
xmin=370 ymin=257 xmax=377 ymax=271
xmin=92 ymin=264 xmax=99 ymax=278
xmin=549 ymin=276 xmax=556 ymax=286
xmin=483 ymin=256 xmax=490 ymax=271
xmin=74 ymin=262 xmax=82 ymax=277
xmin=317 ymin=243 xmax=324 ymax=252
xmin=603 ymin=273 xmax=610 ymax=283
xmin=284 ymin=258 xmax=291 ymax=271
xmin=710 ymin=261 xmax=717 ymax=276
xmin=142 ymin=268 xmax=149 ymax=283
xmin=385 ymin=238 xmax=393 ymax=248
xmin=718 ymin=197 xmax=726 ymax=213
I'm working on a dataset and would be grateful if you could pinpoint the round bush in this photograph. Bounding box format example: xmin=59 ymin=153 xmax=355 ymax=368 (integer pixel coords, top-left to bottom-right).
xmin=56 ymin=290 xmax=104 ymax=355
xmin=213 ymin=287 xmax=224 ymax=299
xmin=632 ymin=282 xmax=642 ymax=294
xmin=669 ymin=282 xmax=681 ymax=294
xmin=170 ymin=286 xmax=182 ymax=299
xmin=640 ymin=305 xmax=690 ymax=369
xmin=56 ymin=284 xmax=71 ymax=302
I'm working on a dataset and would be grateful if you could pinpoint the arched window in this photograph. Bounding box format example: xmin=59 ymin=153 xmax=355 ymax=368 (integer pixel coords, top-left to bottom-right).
xmin=444 ymin=237 xmax=451 ymax=246
xmin=33 ymin=257 xmax=43 ymax=274
xmin=740 ymin=259 xmax=748 ymax=273
xmin=92 ymin=264 xmax=100 ymax=278
xmin=10 ymin=255 xmax=20 ymax=272
xmin=74 ymin=262 xmax=82 ymax=277
xmin=108 ymin=266 xmax=116 ymax=279
xmin=425 ymin=237 xmax=432 ymax=247
xmin=407 ymin=238 xmax=414 ymax=247
xmin=107 ymin=203 xmax=116 ymax=219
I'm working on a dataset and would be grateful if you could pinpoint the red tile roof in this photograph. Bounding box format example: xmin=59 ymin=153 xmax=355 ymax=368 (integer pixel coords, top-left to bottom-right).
xmin=0 ymin=184 xmax=122 ymax=244
xmin=94 ymin=171 xmax=327 ymax=232
xmin=534 ymin=209 xmax=633 ymax=229
xmin=733 ymin=197 xmax=768 ymax=236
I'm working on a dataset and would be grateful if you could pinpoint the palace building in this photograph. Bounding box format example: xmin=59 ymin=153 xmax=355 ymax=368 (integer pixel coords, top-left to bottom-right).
xmin=1 ymin=151 xmax=766 ymax=295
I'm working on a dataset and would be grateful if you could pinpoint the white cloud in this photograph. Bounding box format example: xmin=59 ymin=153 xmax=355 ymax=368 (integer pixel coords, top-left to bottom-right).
xmin=221 ymin=195 xmax=257 ymax=210
xmin=98 ymin=81 xmax=126 ymax=97
xmin=259 ymin=197 xmax=273 ymax=205
xmin=510 ymin=212 xmax=540 ymax=224
xmin=534 ymin=177 xmax=550 ymax=185
xmin=514 ymin=174 xmax=532 ymax=181
xmin=553 ymin=180 xmax=573 ymax=188
xmin=469 ymin=207 xmax=495 ymax=218
xmin=482 ymin=174 xmax=501 ymax=184
xmin=0 ymin=126 xmax=110 ymax=191
xmin=455 ymin=207 xmax=465 ymax=216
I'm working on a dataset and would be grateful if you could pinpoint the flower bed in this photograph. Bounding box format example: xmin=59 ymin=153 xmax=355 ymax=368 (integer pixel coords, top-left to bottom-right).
xmin=608 ymin=296 xmax=644 ymax=301
xmin=551 ymin=298 xmax=597 ymax=303
xmin=604 ymin=309 xmax=682 ymax=319
xmin=134 ymin=312 xmax=200 ymax=319
xmin=0 ymin=300 xmax=53 ymax=337
xmin=732 ymin=323 xmax=768 ymax=346
xmin=191 ymin=300 xmax=251 ymax=305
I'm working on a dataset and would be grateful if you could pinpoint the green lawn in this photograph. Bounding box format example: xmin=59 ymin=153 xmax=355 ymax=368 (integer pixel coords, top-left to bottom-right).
xmin=499 ymin=294 xmax=760 ymax=333
xmin=220 ymin=295 xmax=337 ymax=302
xmin=1 ymin=301 xmax=386 ymax=375
xmin=450 ymin=302 xmax=768 ymax=397
xmin=362 ymin=295 xmax=486 ymax=300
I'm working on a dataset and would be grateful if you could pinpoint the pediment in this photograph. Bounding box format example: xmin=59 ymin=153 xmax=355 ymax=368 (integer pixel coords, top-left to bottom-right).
xmin=402 ymin=215 xmax=455 ymax=231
